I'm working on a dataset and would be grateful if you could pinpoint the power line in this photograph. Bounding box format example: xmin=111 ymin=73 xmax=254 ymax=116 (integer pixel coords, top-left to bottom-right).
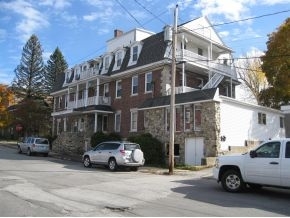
xmin=134 ymin=0 xmax=167 ymax=25
xmin=115 ymin=0 xmax=144 ymax=28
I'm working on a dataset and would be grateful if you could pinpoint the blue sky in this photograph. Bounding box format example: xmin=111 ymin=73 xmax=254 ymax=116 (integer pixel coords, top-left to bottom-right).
xmin=0 ymin=0 xmax=289 ymax=85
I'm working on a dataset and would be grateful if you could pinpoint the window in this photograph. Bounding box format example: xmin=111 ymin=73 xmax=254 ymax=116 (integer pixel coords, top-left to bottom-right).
xmin=116 ymin=80 xmax=122 ymax=98
xmin=285 ymin=142 xmax=290 ymax=158
xmin=116 ymin=51 xmax=122 ymax=67
xmin=280 ymin=117 xmax=284 ymax=128
xmin=132 ymin=76 xmax=138 ymax=95
xmin=258 ymin=112 xmax=267 ymax=125
xmin=175 ymin=107 xmax=182 ymax=132
xmin=255 ymin=142 xmax=281 ymax=158
xmin=104 ymin=83 xmax=109 ymax=97
xmin=104 ymin=56 xmax=110 ymax=70
xmin=115 ymin=112 xmax=121 ymax=132
xmin=145 ymin=72 xmax=152 ymax=93
xmin=78 ymin=90 xmax=83 ymax=100
xmin=131 ymin=110 xmax=138 ymax=132
xmin=184 ymin=106 xmax=191 ymax=131
xmin=198 ymin=48 xmax=203 ymax=56
xmin=132 ymin=46 xmax=138 ymax=61
xmin=194 ymin=105 xmax=202 ymax=131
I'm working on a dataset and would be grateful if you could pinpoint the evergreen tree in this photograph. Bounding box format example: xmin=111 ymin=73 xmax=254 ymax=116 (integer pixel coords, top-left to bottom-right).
xmin=260 ymin=18 xmax=290 ymax=108
xmin=12 ymin=34 xmax=45 ymax=99
xmin=45 ymin=47 xmax=68 ymax=94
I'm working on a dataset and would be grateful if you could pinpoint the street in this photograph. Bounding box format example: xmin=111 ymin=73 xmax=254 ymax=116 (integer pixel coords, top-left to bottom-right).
xmin=1 ymin=144 xmax=290 ymax=216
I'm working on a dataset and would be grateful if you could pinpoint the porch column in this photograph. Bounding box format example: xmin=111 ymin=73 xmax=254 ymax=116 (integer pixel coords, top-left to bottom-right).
xmin=96 ymin=78 xmax=100 ymax=105
xmin=85 ymin=81 xmax=88 ymax=107
xmin=75 ymin=84 xmax=79 ymax=108
xmin=64 ymin=117 xmax=67 ymax=132
xmin=52 ymin=117 xmax=55 ymax=136
xmin=94 ymin=112 xmax=98 ymax=132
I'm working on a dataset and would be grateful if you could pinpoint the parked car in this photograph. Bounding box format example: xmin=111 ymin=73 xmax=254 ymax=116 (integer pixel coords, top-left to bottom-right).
xmin=18 ymin=137 xmax=50 ymax=156
xmin=213 ymin=138 xmax=290 ymax=192
xmin=82 ymin=141 xmax=145 ymax=171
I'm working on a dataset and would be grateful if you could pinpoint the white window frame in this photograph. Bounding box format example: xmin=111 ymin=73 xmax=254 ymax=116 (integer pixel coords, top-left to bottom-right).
xmin=115 ymin=111 xmax=121 ymax=132
xmin=131 ymin=75 xmax=138 ymax=95
xmin=130 ymin=109 xmax=138 ymax=132
xmin=103 ymin=83 xmax=109 ymax=97
xmin=258 ymin=112 xmax=267 ymax=125
xmin=116 ymin=80 xmax=122 ymax=98
xmin=194 ymin=104 xmax=202 ymax=131
xmin=184 ymin=105 xmax=191 ymax=131
xmin=145 ymin=72 xmax=152 ymax=93
xmin=116 ymin=51 xmax=122 ymax=67
xmin=104 ymin=56 xmax=110 ymax=70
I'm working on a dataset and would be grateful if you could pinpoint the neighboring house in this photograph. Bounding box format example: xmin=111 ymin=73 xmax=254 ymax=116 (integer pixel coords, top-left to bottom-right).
xmin=50 ymin=17 xmax=286 ymax=165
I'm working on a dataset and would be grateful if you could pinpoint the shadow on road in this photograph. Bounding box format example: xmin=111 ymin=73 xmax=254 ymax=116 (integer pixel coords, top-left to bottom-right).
xmin=172 ymin=177 xmax=290 ymax=216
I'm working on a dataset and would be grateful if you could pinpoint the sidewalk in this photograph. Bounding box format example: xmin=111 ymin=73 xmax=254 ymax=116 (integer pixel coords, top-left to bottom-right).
xmin=0 ymin=140 xmax=213 ymax=178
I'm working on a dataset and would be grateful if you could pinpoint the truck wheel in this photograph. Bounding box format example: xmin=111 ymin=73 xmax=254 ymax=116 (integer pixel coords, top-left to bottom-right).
xmin=221 ymin=169 xmax=245 ymax=193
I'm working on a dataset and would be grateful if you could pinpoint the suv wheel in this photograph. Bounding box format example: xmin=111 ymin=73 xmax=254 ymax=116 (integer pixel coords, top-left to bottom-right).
xmin=83 ymin=156 xmax=92 ymax=168
xmin=108 ymin=158 xmax=117 ymax=171
xmin=221 ymin=169 xmax=245 ymax=192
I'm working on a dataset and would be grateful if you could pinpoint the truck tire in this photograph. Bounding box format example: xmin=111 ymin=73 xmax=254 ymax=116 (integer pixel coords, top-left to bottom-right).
xmin=221 ymin=169 xmax=245 ymax=193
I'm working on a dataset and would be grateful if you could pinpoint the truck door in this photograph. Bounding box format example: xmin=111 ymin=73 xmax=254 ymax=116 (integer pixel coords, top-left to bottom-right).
xmin=281 ymin=141 xmax=290 ymax=187
xmin=244 ymin=141 xmax=281 ymax=186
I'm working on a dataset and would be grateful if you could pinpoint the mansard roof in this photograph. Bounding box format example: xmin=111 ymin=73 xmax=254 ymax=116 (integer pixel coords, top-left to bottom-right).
xmin=51 ymin=72 xmax=66 ymax=93
xmin=138 ymin=88 xmax=218 ymax=110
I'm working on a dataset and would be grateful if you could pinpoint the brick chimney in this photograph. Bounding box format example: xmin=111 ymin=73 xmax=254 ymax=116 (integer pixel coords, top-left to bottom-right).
xmin=114 ymin=29 xmax=123 ymax=38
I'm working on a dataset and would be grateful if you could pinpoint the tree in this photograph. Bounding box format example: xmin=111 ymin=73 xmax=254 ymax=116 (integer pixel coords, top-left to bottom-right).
xmin=261 ymin=18 xmax=290 ymax=108
xmin=12 ymin=34 xmax=45 ymax=99
xmin=0 ymin=84 xmax=14 ymax=128
xmin=236 ymin=52 xmax=268 ymax=105
xmin=45 ymin=47 xmax=68 ymax=94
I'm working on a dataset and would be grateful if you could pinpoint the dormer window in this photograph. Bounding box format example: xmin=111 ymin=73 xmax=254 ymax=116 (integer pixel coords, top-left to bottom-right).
xmin=104 ymin=56 xmax=110 ymax=70
xmin=116 ymin=51 xmax=122 ymax=67
xmin=128 ymin=42 xmax=142 ymax=67
xmin=132 ymin=46 xmax=138 ymax=62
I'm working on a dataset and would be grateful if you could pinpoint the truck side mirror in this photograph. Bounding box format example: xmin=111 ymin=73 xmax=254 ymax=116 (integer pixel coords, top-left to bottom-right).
xmin=250 ymin=150 xmax=256 ymax=158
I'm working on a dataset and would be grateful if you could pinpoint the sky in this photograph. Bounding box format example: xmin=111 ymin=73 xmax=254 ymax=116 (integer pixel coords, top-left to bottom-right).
xmin=0 ymin=0 xmax=290 ymax=85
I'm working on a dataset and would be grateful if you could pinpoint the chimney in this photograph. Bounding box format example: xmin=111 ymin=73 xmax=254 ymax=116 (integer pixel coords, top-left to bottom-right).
xmin=114 ymin=29 xmax=123 ymax=38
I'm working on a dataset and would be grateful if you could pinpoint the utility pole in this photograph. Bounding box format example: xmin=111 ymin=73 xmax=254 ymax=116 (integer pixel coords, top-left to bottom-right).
xmin=169 ymin=4 xmax=178 ymax=175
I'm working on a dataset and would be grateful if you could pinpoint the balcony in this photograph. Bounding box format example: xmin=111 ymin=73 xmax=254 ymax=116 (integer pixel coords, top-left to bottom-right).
xmin=176 ymin=49 xmax=237 ymax=79
xmin=67 ymin=96 xmax=111 ymax=109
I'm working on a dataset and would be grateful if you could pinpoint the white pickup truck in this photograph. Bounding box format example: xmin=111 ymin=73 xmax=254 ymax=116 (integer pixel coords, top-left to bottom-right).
xmin=213 ymin=138 xmax=290 ymax=192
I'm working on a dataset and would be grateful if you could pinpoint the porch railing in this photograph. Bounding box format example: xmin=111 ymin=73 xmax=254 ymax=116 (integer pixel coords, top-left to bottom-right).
xmin=67 ymin=96 xmax=111 ymax=109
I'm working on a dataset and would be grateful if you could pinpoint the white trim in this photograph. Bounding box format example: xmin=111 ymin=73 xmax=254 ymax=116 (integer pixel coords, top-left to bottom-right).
xmin=130 ymin=109 xmax=138 ymax=132
xmin=115 ymin=80 xmax=122 ymax=98
xmin=115 ymin=111 xmax=121 ymax=132
xmin=145 ymin=72 xmax=152 ymax=93
xmin=131 ymin=75 xmax=138 ymax=96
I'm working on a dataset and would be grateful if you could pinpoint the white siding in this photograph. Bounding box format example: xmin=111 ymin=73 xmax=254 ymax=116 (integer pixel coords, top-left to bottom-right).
xmin=219 ymin=96 xmax=285 ymax=150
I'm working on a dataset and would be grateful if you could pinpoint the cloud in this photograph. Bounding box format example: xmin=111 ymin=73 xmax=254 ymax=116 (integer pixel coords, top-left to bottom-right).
xmin=193 ymin=0 xmax=254 ymax=22
xmin=38 ymin=0 xmax=71 ymax=10
xmin=0 ymin=0 xmax=49 ymax=42
xmin=83 ymin=7 xmax=120 ymax=24
xmin=261 ymin=0 xmax=290 ymax=5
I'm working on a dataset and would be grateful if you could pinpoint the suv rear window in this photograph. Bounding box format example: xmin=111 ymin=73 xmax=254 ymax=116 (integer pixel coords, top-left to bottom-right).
xmin=124 ymin=143 xmax=140 ymax=150
xmin=35 ymin=139 xmax=49 ymax=144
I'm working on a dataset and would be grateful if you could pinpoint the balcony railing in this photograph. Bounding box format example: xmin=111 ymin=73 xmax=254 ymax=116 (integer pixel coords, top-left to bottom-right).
xmin=166 ymin=86 xmax=197 ymax=95
xmin=67 ymin=96 xmax=111 ymax=109
xmin=176 ymin=49 xmax=237 ymax=79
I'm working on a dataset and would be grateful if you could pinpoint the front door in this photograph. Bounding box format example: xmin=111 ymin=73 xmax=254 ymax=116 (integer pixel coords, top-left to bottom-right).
xmin=185 ymin=137 xmax=204 ymax=165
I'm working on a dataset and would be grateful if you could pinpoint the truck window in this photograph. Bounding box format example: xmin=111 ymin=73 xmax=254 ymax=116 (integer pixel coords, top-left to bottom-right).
xmin=285 ymin=142 xmax=290 ymax=158
xmin=256 ymin=142 xmax=280 ymax=158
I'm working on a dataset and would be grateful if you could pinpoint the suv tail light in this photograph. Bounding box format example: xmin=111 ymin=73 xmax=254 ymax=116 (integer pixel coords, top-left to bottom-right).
xmin=119 ymin=149 xmax=125 ymax=155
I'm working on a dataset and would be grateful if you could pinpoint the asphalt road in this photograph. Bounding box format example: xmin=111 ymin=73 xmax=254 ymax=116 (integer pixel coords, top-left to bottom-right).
xmin=1 ymin=144 xmax=290 ymax=216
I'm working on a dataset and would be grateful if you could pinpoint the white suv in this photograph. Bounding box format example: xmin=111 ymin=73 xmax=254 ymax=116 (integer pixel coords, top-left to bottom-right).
xmin=18 ymin=137 xmax=50 ymax=156
xmin=82 ymin=141 xmax=145 ymax=171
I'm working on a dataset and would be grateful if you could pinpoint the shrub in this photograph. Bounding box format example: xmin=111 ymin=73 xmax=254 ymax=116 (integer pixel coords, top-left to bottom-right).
xmin=90 ymin=132 xmax=122 ymax=147
xmin=128 ymin=133 xmax=164 ymax=165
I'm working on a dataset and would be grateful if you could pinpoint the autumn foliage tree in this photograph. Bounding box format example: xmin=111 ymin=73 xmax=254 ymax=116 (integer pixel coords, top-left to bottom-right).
xmin=260 ymin=18 xmax=290 ymax=108
xmin=0 ymin=84 xmax=14 ymax=128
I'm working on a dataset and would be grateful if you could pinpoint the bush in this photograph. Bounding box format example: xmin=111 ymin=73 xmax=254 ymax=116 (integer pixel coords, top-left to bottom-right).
xmin=90 ymin=132 xmax=121 ymax=147
xmin=128 ymin=133 xmax=164 ymax=165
